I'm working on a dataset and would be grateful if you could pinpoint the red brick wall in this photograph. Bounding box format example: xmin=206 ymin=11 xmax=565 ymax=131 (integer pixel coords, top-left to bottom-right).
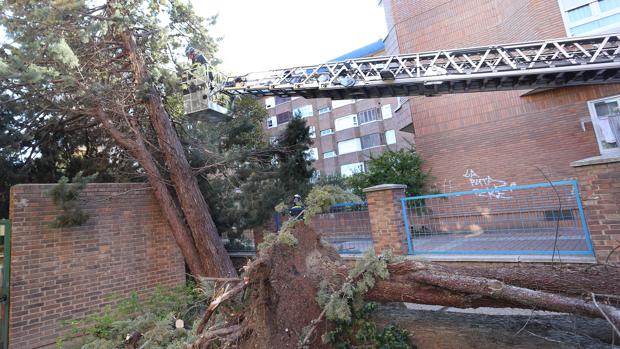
xmin=310 ymin=211 xmax=371 ymax=239
xmin=380 ymin=0 xmax=620 ymax=191
xmin=8 ymin=183 xmax=185 ymax=349
xmin=574 ymin=161 xmax=620 ymax=264
xmin=417 ymin=86 xmax=620 ymax=193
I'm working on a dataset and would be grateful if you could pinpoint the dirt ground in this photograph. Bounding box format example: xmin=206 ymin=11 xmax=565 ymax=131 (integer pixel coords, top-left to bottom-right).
xmin=374 ymin=303 xmax=617 ymax=349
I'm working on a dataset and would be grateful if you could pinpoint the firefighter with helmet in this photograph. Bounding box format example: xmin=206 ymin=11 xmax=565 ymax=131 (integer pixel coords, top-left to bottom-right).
xmin=289 ymin=194 xmax=304 ymax=219
xmin=185 ymin=46 xmax=207 ymax=65
xmin=184 ymin=46 xmax=211 ymax=92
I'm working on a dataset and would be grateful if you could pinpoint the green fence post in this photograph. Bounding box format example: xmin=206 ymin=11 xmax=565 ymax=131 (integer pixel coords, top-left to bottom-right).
xmin=1 ymin=219 xmax=10 ymax=349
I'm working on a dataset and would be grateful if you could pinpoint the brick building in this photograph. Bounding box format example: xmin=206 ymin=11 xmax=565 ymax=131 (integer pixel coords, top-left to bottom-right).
xmin=263 ymin=41 xmax=415 ymax=177
xmin=378 ymin=0 xmax=620 ymax=193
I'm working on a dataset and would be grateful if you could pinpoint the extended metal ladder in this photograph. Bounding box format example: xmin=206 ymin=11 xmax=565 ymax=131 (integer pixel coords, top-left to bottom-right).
xmin=221 ymin=33 xmax=620 ymax=99
xmin=183 ymin=33 xmax=620 ymax=118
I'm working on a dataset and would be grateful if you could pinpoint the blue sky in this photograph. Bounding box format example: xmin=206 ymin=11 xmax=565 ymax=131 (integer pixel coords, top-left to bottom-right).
xmin=192 ymin=0 xmax=388 ymax=74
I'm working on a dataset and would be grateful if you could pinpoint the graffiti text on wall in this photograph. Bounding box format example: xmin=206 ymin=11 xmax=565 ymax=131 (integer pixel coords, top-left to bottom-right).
xmin=463 ymin=169 xmax=517 ymax=199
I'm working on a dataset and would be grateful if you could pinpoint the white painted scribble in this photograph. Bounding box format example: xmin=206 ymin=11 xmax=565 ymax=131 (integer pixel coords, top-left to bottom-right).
xmin=442 ymin=179 xmax=453 ymax=194
xmin=463 ymin=169 xmax=516 ymax=199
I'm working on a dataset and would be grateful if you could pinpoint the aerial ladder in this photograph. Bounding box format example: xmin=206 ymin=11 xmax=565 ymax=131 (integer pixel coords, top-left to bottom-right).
xmin=183 ymin=33 xmax=620 ymax=120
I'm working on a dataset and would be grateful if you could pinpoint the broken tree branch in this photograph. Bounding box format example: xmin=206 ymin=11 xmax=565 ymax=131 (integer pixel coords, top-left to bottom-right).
xmin=196 ymin=278 xmax=249 ymax=334
xmin=592 ymin=293 xmax=620 ymax=337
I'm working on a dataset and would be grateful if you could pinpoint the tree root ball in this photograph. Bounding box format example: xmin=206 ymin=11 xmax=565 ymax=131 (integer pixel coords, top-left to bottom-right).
xmin=236 ymin=223 xmax=342 ymax=348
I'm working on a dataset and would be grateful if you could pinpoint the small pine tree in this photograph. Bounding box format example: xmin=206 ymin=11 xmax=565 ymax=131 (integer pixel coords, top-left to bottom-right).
xmin=275 ymin=117 xmax=315 ymax=197
xmin=185 ymin=97 xmax=316 ymax=237
xmin=47 ymin=171 xmax=96 ymax=228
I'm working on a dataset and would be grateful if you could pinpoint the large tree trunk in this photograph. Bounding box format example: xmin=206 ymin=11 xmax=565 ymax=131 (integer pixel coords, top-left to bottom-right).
xmin=119 ymin=32 xmax=236 ymax=277
xmin=94 ymin=107 xmax=207 ymax=276
xmin=192 ymin=223 xmax=620 ymax=348
xmin=369 ymin=261 xmax=620 ymax=327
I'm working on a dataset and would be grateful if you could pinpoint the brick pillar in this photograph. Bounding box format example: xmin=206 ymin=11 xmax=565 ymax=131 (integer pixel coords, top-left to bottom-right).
xmin=571 ymin=156 xmax=620 ymax=264
xmin=364 ymin=184 xmax=408 ymax=255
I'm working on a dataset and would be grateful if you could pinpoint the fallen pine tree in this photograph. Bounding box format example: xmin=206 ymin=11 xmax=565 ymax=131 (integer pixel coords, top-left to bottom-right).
xmin=184 ymin=222 xmax=620 ymax=348
xmin=4 ymin=2 xmax=618 ymax=347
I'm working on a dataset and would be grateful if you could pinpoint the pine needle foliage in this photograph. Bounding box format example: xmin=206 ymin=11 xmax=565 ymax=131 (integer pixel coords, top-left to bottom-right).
xmin=257 ymin=220 xmax=299 ymax=250
xmin=315 ymin=250 xmax=411 ymax=348
xmin=58 ymin=284 xmax=205 ymax=349
xmin=303 ymin=185 xmax=361 ymax=223
xmin=262 ymin=184 xmax=359 ymax=251
xmin=46 ymin=171 xmax=96 ymax=228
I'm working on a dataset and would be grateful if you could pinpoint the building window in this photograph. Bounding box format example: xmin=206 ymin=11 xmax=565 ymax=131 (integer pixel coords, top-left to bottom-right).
xmin=334 ymin=114 xmax=358 ymax=131
xmin=319 ymin=106 xmax=331 ymax=114
xmin=337 ymin=138 xmax=362 ymax=155
xmin=568 ymin=4 xmax=592 ymax=21
xmin=305 ymin=147 xmax=318 ymax=161
xmin=340 ymin=162 xmax=365 ymax=177
xmin=587 ymin=95 xmax=620 ymax=154
xmin=265 ymin=97 xmax=275 ymax=109
xmin=381 ymin=104 xmax=393 ymax=119
xmin=309 ymin=126 xmax=316 ymax=138
xmin=267 ymin=116 xmax=277 ymax=129
xmin=331 ymin=99 xmax=355 ymax=109
xmin=385 ymin=130 xmax=396 ymax=145
xmin=361 ymin=133 xmax=385 ymax=149
xmin=277 ymin=111 xmax=292 ymax=124
xmin=293 ymin=105 xmax=313 ymax=118
xmin=558 ymin=0 xmax=620 ymax=36
xmin=601 ymin=0 xmax=620 ymax=11
xmin=320 ymin=128 xmax=334 ymax=136
xmin=358 ymin=108 xmax=380 ymax=125
xmin=323 ymin=151 xmax=337 ymax=159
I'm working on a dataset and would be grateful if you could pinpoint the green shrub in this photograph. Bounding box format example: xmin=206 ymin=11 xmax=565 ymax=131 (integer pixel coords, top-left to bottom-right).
xmin=347 ymin=149 xmax=428 ymax=198
xmin=57 ymin=284 xmax=204 ymax=348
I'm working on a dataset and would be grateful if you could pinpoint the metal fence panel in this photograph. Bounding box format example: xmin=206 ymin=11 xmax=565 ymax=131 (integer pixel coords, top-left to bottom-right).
xmin=401 ymin=180 xmax=594 ymax=256
xmin=310 ymin=202 xmax=373 ymax=254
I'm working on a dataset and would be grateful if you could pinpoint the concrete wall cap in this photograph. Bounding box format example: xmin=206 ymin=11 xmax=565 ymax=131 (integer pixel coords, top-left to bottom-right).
xmin=11 ymin=182 xmax=150 ymax=188
xmin=363 ymin=184 xmax=407 ymax=193
xmin=570 ymin=155 xmax=620 ymax=167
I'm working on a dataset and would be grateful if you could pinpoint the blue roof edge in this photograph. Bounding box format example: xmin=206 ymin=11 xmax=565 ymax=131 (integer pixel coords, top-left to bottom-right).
xmin=329 ymin=39 xmax=385 ymax=62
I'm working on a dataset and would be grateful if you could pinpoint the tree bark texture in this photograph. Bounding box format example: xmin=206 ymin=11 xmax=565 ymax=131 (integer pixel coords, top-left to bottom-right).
xmin=119 ymin=32 xmax=236 ymax=277
xmin=95 ymin=107 xmax=207 ymax=276
xmin=369 ymin=261 xmax=620 ymax=328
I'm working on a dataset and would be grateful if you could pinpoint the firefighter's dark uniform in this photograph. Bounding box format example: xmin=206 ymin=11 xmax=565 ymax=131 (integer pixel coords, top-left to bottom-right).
xmin=289 ymin=197 xmax=304 ymax=220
